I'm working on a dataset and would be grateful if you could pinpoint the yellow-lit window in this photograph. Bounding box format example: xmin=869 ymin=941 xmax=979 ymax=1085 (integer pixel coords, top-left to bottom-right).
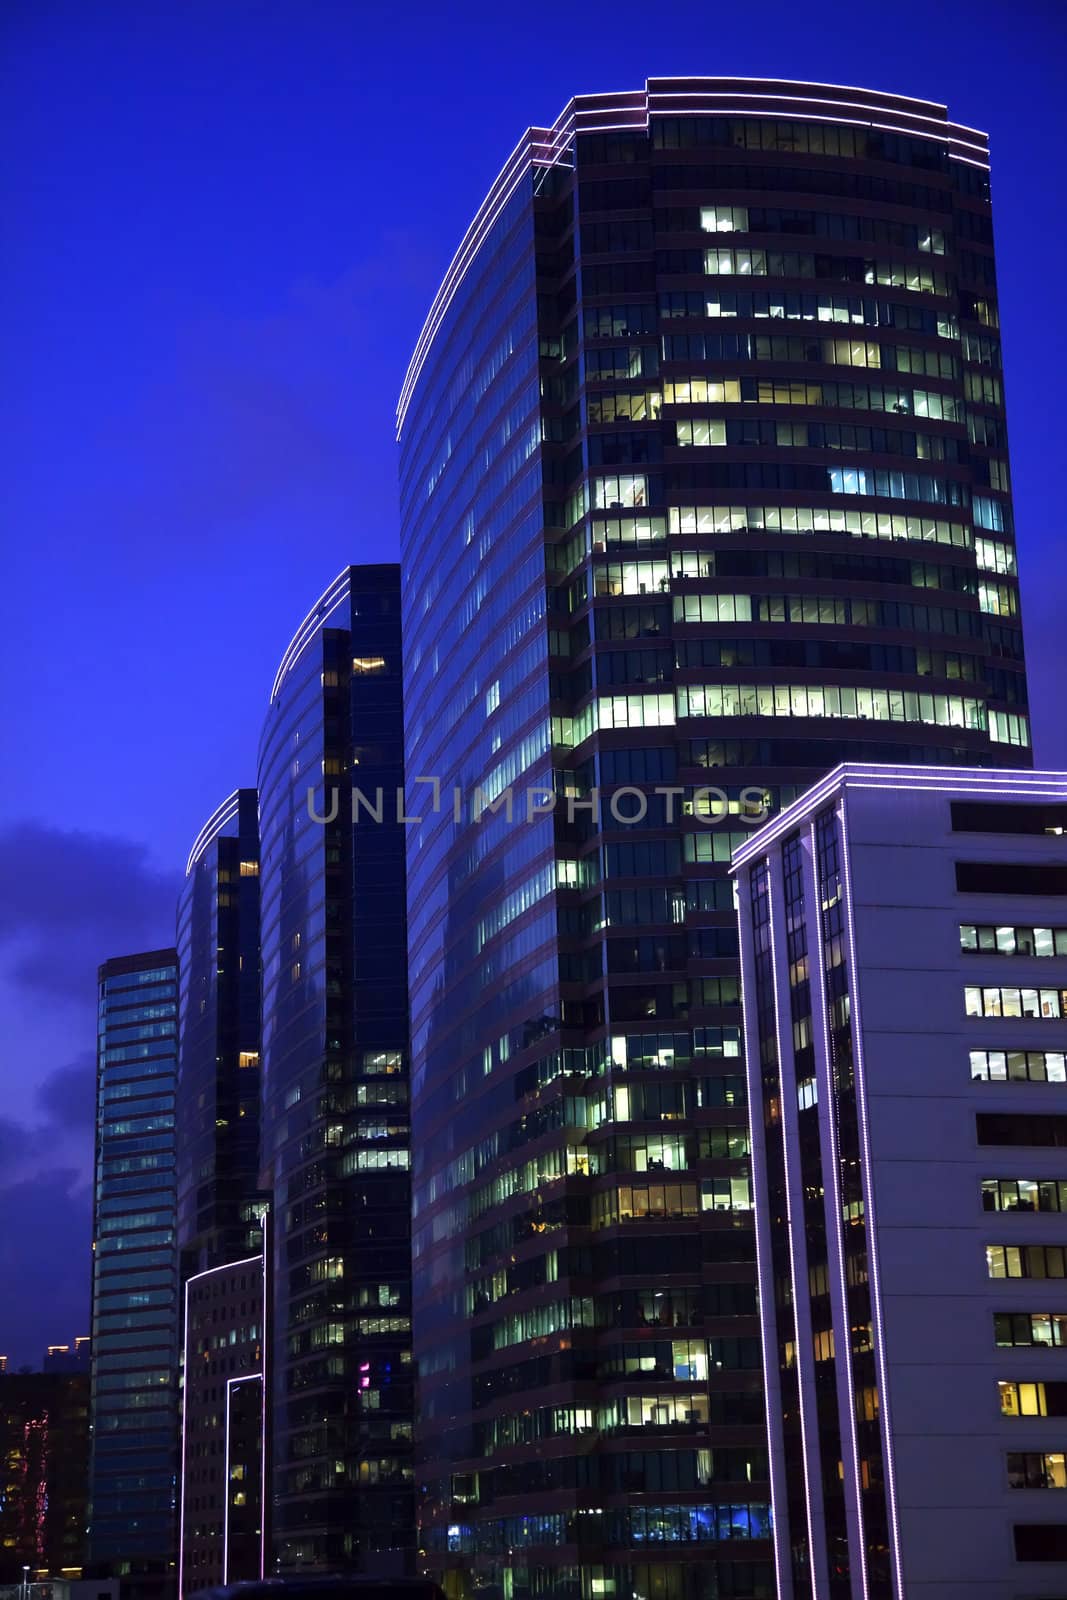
xmin=352 ymin=656 xmax=386 ymax=673
xmin=238 ymin=1051 xmax=259 ymax=1069
xmin=239 ymin=860 xmax=259 ymax=877
xmin=1000 ymin=1380 xmax=1048 ymax=1417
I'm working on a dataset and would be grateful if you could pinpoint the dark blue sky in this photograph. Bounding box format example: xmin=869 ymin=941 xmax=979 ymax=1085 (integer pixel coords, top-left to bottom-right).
xmin=1 ymin=0 xmax=1063 ymax=1364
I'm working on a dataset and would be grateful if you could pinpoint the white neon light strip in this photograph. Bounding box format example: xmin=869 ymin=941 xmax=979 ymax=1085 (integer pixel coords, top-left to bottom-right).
xmin=737 ymin=888 xmax=793 ymax=1600
xmin=185 ymin=791 xmax=241 ymax=877
xmin=397 ymin=78 xmax=989 ymax=435
xmin=807 ymin=821 xmax=870 ymax=1600
xmin=268 ymin=569 xmax=351 ymax=704
xmin=259 ymin=1211 xmax=269 ymax=1580
xmin=178 ymin=1274 xmax=191 ymax=1600
xmin=180 ymin=1254 xmax=267 ymax=1594
xmin=766 ymin=861 xmax=827 ymax=1596
xmin=837 ymin=797 xmax=906 ymax=1599
xmin=650 ymin=75 xmax=948 ymax=111
xmin=730 ymin=764 xmax=1067 ymax=869
xmin=649 ymin=91 xmax=988 ymax=152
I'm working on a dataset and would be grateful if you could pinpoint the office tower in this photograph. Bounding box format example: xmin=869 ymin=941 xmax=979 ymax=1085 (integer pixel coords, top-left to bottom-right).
xmin=0 ymin=1367 xmax=90 ymax=1579
xmin=258 ymin=564 xmax=414 ymax=1573
xmin=176 ymin=788 xmax=266 ymax=1594
xmin=88 ymin=951 xmax=180 ymax=1597
xmin=179 ymin=1247 xmax=268 ymax=1596
xmin=732 ymin=764 xmax=1067 ymax=1599
xmin=397 ymin=78 xmax=1028 ymax=1599
xmin=177 ymin=787 xmax=263 ymax=1274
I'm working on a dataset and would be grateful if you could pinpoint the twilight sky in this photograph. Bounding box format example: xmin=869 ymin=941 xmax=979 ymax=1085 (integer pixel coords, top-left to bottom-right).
xmin=1 ymin=0 xmax=1064 ymax=1365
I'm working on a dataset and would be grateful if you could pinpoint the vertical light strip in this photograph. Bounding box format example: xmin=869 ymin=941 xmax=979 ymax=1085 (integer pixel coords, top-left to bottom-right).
xmin=765 ymin=853 xmax=827 ymax=1598
xmin=259 ymin=1212 xmax=269 ymax=1579
xmin=736 ymin=869 xmax=793 ymax=1600
xmin=223 ymin=1378 xmax=234 ymax=1582
xmin=836 ymin=798 xmax=906 ymax=1600
xmin=807 ymin=819 xmax=870 ymax=1600
xmin=177 ymin=1276 xmax=191 ymax=1600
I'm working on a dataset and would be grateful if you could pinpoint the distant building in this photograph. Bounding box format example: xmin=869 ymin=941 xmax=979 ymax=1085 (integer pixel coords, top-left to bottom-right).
xmin=178 ymin=1246 xmax=267 ymax=1597
xmin=88 ymin=951 xmax=180 ymax=1598
xmin=258 ymin=565 xmax=414 ymax=1573
xmin=176 ymin=790 xmax=267 ymax=1596
xmin=42 ymin=1341 xmax=90 ymax=1376
xmin=176 ymin=788 xmax=263 ymax=1276
xmin=732 ymin=764 xmax=1067 ymax=1597
xmin=0 ymin=1368 xmax=89 ymax=1579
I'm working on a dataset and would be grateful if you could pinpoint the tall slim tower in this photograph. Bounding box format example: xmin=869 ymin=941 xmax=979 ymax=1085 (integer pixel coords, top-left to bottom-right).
xmin=176 ymin=788 xmax=266 ymax=1595
xmin=176 ymin=786 xmax=262 ymax=1275
xmin=258 ymin=564 xmax=414 ymax=1574
xmin=88 ymin=949 xmax=180 ymax=1599
xmin=397 ymin=79 xmax=1029 ymax=1599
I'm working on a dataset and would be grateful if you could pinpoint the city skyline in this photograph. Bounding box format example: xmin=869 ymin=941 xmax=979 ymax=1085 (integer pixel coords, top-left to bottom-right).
xmin=0 ymin=0 xmax=1063 ymax=1395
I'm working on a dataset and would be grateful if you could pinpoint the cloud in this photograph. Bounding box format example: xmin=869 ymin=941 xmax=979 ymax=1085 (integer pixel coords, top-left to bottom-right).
xmin=0 ymin=1166 xmax=92 ymax=1369
xmin=0 ymin=820 xmax=181 ymax=1001
xmin=36 ymin=1050 xmax=97 ymax=1132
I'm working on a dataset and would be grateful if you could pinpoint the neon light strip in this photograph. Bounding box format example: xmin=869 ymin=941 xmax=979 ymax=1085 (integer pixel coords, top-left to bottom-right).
xmin=178 ymin=1274 xmax=191 ymax=1600
xmin=730 ymin=764 xmax=1067 ymax=869
xmin=396 ymin=79 xmax=989 ymax=437
xmin=185 ymin=792 xmax=241 ymax=877
xmin=737 ymin=885 xmax=793 ymax=1600
xmin=837 ymin=798 xmax=906 ymax=1599
xmin=648 ymin=77 xmax=987 ymax=134
xmin=649 ymin=91 xmax=987 ymax=151
xmin=766 ymin=859 xmax=829 ymax=1596
xmin=807 ymin=821 xmax=870 ymax=1600
xmin=223 ymin=1375 xmax=233 ymax=1582
xmin=180 ymin=1255 xmax=267 ymax=1593
xmin=650 ymin=75 xmax=949 ymax=111
xmin=268 ymin=570 xmax=351 ymax=704
xmin=259 ymin=1211 xmax=268 ymax=1580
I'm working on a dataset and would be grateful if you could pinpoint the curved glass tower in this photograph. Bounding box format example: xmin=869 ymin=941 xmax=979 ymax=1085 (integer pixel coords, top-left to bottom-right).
xmin=176 ymin=786 xmax=262 ymax=1273
xmin=398 ymin=78 xmax=1028 ymax=1600
xmin=257 ymin=564 xmax=414 ymax=1574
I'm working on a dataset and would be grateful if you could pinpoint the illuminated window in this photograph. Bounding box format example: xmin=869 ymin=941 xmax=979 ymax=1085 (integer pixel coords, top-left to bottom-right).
xmin=1008 ymin=1452 xmax=1067 ymax=1489
xmin=352 ymin=656 xmax=386 ymax=673
xmin=238 ymin=1051 xmax=259 ymax=1069
xmin=239 ymin=860 xmax=259 ymax=877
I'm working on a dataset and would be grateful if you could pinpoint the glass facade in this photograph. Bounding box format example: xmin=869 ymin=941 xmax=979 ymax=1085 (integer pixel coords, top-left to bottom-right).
xmin=176 ymin=786 xmax=262 ymax=1273
xmin=88 ymin=950 xmax=180 ymax=1588
xmin=179 ymin=1251 xmax=267 ymax=1595
xmin=258 ymin=564 xmax=414 ymax=1573
xmin=176 ymin=787 xmax=266 ymax=1594
xmin=398 ymin=79 xmax=1026 ymax=1599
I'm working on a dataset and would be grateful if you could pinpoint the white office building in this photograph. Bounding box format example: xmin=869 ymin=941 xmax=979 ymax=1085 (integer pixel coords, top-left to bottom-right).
xmin=732 ymin=763 xmax=1067 ymax=1599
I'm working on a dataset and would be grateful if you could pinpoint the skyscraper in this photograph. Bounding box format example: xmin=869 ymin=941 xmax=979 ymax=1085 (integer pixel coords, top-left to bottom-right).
xmin=258 ymin=564 xmax=414 ymax=1574
xmin=176 ymin=788 xmax=266 ymax=1595
xmin=177 ymin=786 xmax=263 ymax=1275
xmin=88 ymin=950 xmax=180 ymax=1597
xmin=732 ymin=764 xmax=1067 ymax=1599
xmin=397 ymin=78 xmax=1027 ymax=1599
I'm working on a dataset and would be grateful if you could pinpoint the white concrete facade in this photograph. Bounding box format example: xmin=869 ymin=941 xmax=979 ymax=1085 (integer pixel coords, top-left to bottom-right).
xmin=733 ymin=764 xmax=1067 ymax=1599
